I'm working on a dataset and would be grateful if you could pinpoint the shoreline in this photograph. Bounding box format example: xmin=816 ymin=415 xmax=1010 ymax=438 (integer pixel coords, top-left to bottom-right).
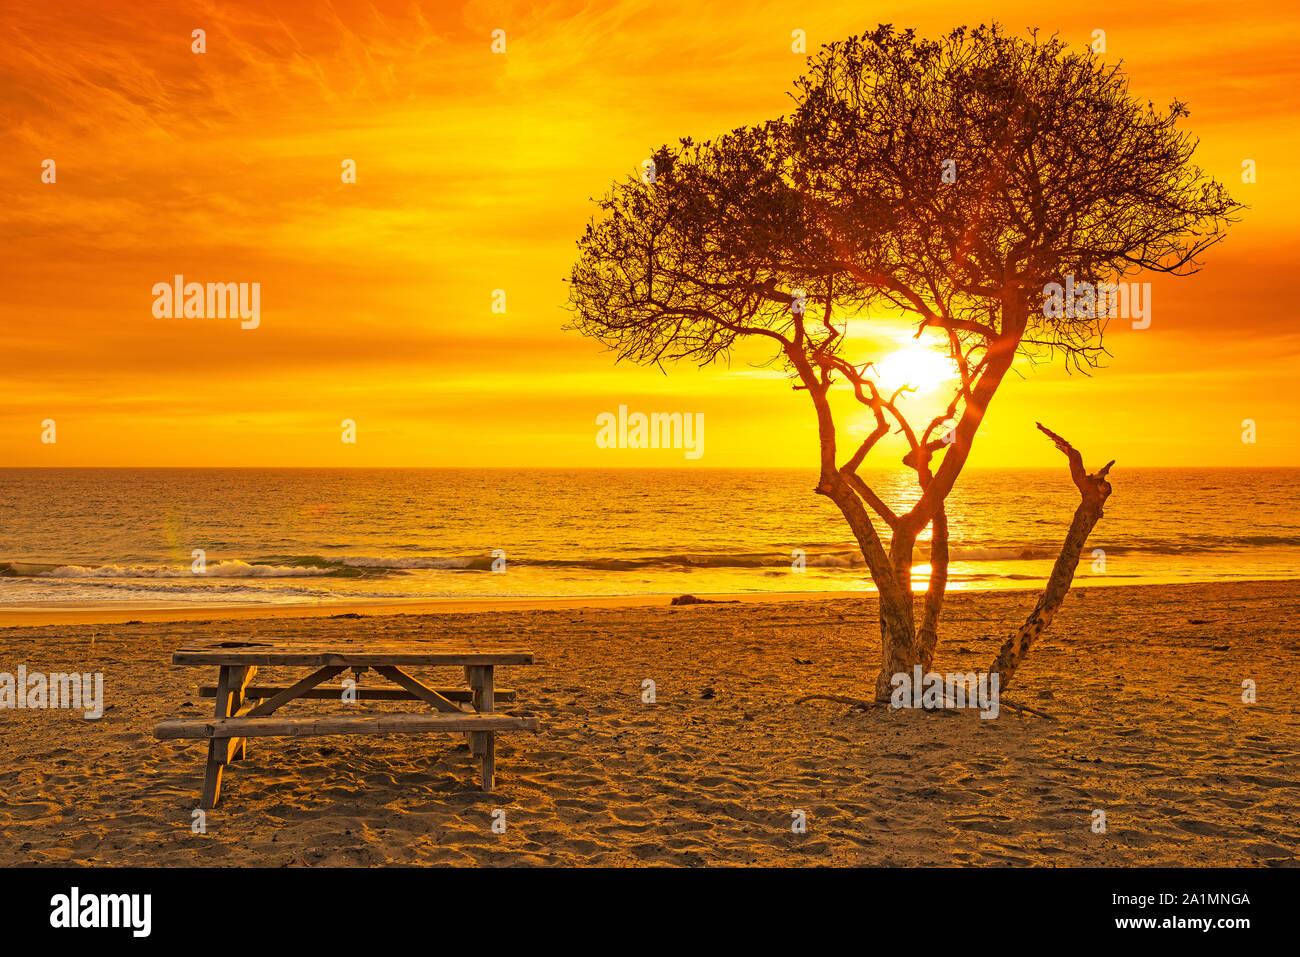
xmin=0 ymin=576 xmax=1296 ymax=628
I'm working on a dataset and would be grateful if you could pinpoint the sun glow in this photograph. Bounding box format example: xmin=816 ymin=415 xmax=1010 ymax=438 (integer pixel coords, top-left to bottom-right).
xmin=870 ymin=344 xmax=959 ymax=395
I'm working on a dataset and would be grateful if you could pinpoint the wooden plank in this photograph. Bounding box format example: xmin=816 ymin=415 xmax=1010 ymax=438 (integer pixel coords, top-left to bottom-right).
xmin=474 ymin=666 xmax=496 ymax=789
xmin=469 ymin=666 xmax=491 ymax=756
xmin=235 ymin=665 xmax=258 ymax=697
xmin=372 ymin=666 xmax=462 ymax=714
xmin=197 ymin=684 xmax=516 ymax=703
xmin=210 ymin=664 xmax=234 ymax=719
xmin=154 ymin=712 xmax=539 ymax=739
xmin=214 ymin=735 xmax=243 ymax=765
xmin=215 ymin=700 xmax=258 ymax=764
xmin=230 ymin=665 xmax=255 ymax=761
xmin=200 ymin=665 xmax=237 ymax=808
xmin=174 ymin=641 xmax=534 ymax=652
xmin=172 ymin=639 xmax=534 ymax=667
xmin=481 ymin=726 xmax=496 ymax=792
xmin=244 ymin=665 xmax=346 ymax=717
xmin=200 ymin=754 xmax=223 ymax=809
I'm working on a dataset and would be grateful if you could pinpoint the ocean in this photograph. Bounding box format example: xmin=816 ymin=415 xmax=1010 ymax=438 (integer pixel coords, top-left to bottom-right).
xmin=0 ymin=468 xmax=1295 ymax=608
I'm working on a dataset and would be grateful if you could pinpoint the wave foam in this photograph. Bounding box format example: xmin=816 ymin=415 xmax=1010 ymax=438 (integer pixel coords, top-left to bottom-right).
xmin=44 ymin=561 xmax=334 ymax=579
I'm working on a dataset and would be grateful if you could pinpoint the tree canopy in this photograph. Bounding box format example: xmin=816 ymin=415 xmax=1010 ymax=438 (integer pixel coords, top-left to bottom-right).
xmin=567 ymin=23 xmax=1240 ymax=700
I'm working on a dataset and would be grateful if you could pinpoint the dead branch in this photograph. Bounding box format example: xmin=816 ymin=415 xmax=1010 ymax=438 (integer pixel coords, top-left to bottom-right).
xmin=999 ymin=699 xmax=1060 ymax=720
xmin=988 ymin=425 xmax=1114 ymax=691
xmin=795 ymin=694 xmax=881 ymax=709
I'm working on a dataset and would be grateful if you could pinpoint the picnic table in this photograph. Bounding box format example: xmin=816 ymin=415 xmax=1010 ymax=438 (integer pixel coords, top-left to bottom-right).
xmin=153 ymin=637 xmax=538 ymax=809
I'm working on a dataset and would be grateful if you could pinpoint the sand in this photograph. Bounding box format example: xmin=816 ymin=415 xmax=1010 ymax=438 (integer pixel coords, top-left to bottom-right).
xmin=1 ymin=579 xmax=1297 ymax=867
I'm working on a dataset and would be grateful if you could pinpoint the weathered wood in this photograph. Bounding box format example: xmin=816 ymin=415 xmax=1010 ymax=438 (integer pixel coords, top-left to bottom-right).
xmin=154 ymin=712 xmax=539 ymax=739
xmin=372 ymin=666 xmax=463 ymax=714
xmin=213 ymin=735 xmax=243 ymax=765
xmin=214 ymin=700 xmax=259 ymax=765
xmin=172 ymin=639 xmax=534 ymax=667
xmin=475 ymin=666 xmax=496 ymax=790
xmin=197 ymin=684 xmax=517 ymax=703
xmin=468 ymin=666 xmax=488 ymax=756
xmin=167 ymin=640 xmax=537 ymax=808
xmin=209 ymin=664 xmax=235 ymax=719
xmin=460 ymin=666 xmax=476 ymax=748
xmin=481 ymin=726 xmax=496 ymax=791
xmin=200 ymin=665 xmax=243 ymax=808
xmin=199 ymin=753 xmax=223 ymax=809
xmin=229 ymin=666 xmax=256 ymax=761
xmin=988 ymin=425 xmax=1114 ymax=692
xmin=244 ymin=665 xmax=347 ymax=717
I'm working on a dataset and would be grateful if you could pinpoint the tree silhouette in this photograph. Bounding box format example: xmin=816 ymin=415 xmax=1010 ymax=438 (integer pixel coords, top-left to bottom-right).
xmin=567 ymin=24 xmax=1240 ymax=702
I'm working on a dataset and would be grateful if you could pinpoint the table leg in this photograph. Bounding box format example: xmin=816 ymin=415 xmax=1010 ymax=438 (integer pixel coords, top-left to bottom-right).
xmin=470 ymin=665 xmax=496 ymax=790
xmin=461 ymin=666 xmax=474 ymax=751
xmin=200 ymin=664 xmax=255 ymax=807
xmin=229 ymin=665 xmax=255 ymax=761
xmin=469 ymin=666 xmax=484 ymax=756
xmin=201 ymin=665 xmax=235 ymax=808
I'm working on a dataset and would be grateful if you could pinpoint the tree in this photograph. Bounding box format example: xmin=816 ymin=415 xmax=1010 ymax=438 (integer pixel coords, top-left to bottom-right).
xmin=567 ymin=24 xmax=1240 ymax=703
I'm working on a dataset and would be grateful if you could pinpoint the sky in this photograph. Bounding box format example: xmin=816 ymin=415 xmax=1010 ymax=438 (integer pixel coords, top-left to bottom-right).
xmin=1 ymin=0 xmax=1296 ymax=468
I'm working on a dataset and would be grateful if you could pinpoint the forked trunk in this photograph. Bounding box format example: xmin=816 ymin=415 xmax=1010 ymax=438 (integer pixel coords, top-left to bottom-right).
xmin=872 ymin=427 xmax=1112 ymax=704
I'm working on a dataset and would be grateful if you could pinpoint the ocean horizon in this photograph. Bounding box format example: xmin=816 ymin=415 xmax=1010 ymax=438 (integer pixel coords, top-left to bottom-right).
xmin=2 ymin=466 xmax=1295 ymax=608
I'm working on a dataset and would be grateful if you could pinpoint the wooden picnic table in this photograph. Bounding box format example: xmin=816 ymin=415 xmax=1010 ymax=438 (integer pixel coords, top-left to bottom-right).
xmin=153 ymin=636 xmax=538 ymax=809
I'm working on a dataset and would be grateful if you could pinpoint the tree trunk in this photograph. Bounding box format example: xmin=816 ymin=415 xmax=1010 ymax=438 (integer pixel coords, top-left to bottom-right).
xmin=784 ymin=344 xmax=924 ymax=704
xmin=917 ymin=504 xmax=948 ymax=671
xmin=874 ymin=594 xmax=918 ymax=701
xmin=873 ymin=529 xmax=919 ymax=700
xmin=988 ymin=425 xmax=1114 ymax=692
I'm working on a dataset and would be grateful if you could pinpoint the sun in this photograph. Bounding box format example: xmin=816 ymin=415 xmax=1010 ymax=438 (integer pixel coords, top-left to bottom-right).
xmin=870 ymin=344 xmax=958 ymax=394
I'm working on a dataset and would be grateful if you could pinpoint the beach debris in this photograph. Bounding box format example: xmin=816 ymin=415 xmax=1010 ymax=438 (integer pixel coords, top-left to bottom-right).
xmin=670 ymin=594 xmax=738 ymax=605
xmin=793 ymin=657 xmax=812 ymax=665
xmin=700 ymin=687 xmax=716 ymax=699
xmin=999 ymin=699 xmax=1059 ymax=720
xmin=795 ymin=693 xmax=878 ymax=710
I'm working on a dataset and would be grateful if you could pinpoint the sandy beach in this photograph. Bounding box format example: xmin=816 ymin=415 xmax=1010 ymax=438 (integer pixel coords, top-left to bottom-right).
xmin=1 ymin=579 xmax=1296 ymax=867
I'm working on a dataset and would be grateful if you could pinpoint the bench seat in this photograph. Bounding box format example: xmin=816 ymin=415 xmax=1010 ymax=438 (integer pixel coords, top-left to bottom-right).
xmin=154 ymin=711 xmax=538 ymax=740
xmin=197 ymin=683 xmax=516 ymax=704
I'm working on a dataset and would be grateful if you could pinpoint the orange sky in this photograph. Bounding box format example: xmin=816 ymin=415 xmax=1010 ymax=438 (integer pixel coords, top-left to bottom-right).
xmin=1 ymin=0 xmax=1296 ymax=467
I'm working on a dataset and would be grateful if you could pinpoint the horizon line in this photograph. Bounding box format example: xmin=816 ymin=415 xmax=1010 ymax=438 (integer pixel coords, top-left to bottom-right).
xmin=0 ymin=464 xmax=1295 ymax=471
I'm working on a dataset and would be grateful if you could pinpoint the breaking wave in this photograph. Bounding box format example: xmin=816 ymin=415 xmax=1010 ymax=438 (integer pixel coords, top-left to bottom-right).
xmin=4 ymin=533 xmax=1300 ymax=584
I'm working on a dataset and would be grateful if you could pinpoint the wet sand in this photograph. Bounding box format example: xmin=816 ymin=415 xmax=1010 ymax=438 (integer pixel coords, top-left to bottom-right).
xmin=0 ymin=579 xmax=1296 ymax=866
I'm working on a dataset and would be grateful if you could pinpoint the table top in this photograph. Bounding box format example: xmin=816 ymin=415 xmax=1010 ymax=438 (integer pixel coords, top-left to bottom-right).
xmin=172 ymin=637 xmax=536 ymax=667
